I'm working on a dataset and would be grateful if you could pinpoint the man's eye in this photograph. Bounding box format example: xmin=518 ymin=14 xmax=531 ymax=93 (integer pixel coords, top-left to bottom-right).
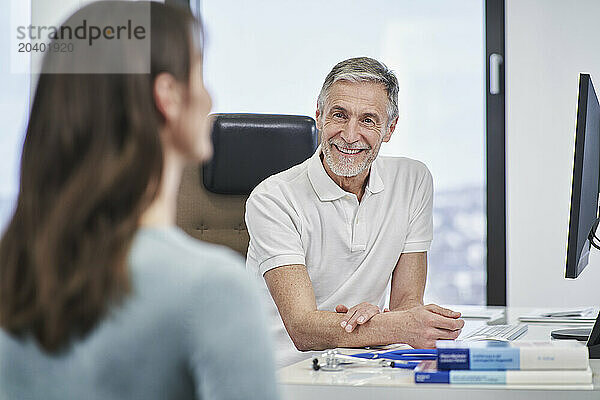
xmin=363 ymin=118 xmax=374 ymax=124
xmin=333 ymin=112 xmax=345 ymax=119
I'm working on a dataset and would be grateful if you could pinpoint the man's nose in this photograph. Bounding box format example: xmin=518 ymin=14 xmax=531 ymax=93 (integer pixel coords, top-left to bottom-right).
xmin=340 ymin=119 xmax=361 ymax=143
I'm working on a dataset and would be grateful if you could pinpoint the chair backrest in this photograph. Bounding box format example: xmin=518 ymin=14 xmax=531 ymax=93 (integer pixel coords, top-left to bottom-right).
xmin=177 ymin=113 xmax=318 ymax=255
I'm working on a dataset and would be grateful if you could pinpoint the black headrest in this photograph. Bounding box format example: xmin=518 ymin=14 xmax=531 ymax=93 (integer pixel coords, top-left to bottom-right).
xmin=202 ymin=114 xmax=318 ymax=195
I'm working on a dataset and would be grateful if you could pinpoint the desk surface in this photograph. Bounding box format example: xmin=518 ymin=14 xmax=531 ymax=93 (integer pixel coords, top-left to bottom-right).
xmin=278 ymin=307 xmax=600 ymax=400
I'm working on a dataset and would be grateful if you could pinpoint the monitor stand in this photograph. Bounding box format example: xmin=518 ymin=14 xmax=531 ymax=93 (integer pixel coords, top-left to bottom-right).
xmin=551 ymin=311 xmax=600 ymax=359
xmin=551 ymin=328 xmax=591 ymax=341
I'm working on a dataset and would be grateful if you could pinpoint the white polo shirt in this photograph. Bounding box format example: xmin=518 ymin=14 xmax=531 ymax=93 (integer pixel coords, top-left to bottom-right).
xmin=245 ymin=147 xmax=433 ymax=367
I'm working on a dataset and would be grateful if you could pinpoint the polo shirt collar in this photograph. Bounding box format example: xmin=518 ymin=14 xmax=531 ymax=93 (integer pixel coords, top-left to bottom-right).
xmin=366 ymin=157 xmax=385 ymax=194
xmin=308 ymin=145 xmax=385 ymax=201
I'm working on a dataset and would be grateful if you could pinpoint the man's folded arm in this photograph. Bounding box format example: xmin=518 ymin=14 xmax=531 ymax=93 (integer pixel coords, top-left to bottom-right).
xmin=263 ymin=264 xmax=464 ymax=351
xmin=389 ymin=252 xmax=428 ymax=311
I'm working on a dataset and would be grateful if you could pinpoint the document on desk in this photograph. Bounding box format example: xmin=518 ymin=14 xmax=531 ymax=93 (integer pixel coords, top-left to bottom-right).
xmin=442 ymin=305 xmax=505 ymax=324
xmin=518 ymin=306 xmax=599 ymax=323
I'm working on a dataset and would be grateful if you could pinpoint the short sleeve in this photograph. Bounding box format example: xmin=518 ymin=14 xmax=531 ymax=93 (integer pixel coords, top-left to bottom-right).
xmin=186 ymin=262 xmax=279 ymax=400
xmin=403 ymin=165 xmax=433 ymax=253
xmin=245 ymin=188 xmax=305 ymax=275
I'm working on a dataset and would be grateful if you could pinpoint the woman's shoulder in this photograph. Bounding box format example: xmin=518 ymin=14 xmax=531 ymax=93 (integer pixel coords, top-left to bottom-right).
xmin=129 ymin=227 xmax=250 ymax=295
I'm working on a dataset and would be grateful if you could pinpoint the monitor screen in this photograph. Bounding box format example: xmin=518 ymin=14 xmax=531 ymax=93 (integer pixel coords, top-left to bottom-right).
xmin=566 ymin=73 xmax=600 ymax=278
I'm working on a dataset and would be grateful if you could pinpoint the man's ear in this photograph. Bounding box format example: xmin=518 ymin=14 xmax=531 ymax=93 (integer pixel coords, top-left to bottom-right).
xmin=382 ymin=116 xmax=399 ymax=142
xmin=154 ymin=72 xmax=182 ymax=123
xmin=316 ymin=105 xmax=323 ymax=129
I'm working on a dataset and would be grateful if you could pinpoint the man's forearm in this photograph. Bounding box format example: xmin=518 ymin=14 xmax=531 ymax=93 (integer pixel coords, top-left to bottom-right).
xmin=286 ymin=304 xmax=463 ymax=351
xmin=389 ymin=252 xmax=427 ymax=310
xmin=285 ymin=309 xmax=406 ymax=351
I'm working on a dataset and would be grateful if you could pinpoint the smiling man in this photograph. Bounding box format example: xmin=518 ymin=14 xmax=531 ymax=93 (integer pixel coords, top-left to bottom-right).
xmin=245 ymin=57 xmax=464 ymax=367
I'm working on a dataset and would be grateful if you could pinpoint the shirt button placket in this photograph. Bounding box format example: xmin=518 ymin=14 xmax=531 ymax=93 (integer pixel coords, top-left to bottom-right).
xmin=354 ymin=201 xmax=367 ymax=250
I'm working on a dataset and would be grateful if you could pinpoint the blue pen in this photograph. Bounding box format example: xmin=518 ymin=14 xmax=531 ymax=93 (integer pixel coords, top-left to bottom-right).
xmin=384 ymin=360 xmax=423 ymax=369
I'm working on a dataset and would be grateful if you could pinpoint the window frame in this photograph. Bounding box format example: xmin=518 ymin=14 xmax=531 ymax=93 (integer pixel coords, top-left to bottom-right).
xmin=485 ymin=0 xmax=506 ymax=306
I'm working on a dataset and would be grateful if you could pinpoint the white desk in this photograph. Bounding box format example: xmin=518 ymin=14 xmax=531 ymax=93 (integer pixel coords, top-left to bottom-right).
xmin=279 ymin=307 xmax=600 ymax=399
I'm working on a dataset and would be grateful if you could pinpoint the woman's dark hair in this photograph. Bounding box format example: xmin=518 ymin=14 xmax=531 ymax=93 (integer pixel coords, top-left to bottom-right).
xmin=0 ymin=1 xmax=201 ymax=351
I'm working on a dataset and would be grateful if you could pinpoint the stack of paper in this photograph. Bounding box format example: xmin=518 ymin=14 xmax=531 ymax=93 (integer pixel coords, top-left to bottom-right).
xmin=518 ymin=307 xmax=599 ymax=323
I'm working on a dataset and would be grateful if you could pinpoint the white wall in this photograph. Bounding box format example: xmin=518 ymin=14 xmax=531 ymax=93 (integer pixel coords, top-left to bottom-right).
xmin=507 ymin=0 xmax=600 ymax=307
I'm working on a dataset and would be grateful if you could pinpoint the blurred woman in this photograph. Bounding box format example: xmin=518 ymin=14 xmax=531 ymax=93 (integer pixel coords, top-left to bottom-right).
xmin=0 ymin=2 xmax=278 ymax=399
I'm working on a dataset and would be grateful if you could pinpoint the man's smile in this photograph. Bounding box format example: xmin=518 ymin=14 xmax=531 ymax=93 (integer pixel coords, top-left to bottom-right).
xmin=334 ymin=144 xmax=366 ymax=155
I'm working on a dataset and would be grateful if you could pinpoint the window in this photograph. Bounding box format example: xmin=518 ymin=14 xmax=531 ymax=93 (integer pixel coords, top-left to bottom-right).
xmin=0 ymin=0 xmax=30 ymax=233
xmin=200 ymin=0 xmax=488 ymax=305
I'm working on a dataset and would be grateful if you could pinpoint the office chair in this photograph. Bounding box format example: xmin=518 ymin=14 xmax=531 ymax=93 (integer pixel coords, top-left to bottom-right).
xmin=176 ymin=113 xmax=318 ymax=255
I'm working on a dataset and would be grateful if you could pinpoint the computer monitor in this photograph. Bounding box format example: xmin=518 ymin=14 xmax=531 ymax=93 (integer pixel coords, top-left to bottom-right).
xmin=552 ymin=73 xmax=600 ymax=358
xmin=566 ymin=73 xmax=600 ymax=278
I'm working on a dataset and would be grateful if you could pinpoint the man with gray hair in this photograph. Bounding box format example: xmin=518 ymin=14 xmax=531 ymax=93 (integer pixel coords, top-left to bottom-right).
xmin=245 ymin=57 xmax=464 ymax=367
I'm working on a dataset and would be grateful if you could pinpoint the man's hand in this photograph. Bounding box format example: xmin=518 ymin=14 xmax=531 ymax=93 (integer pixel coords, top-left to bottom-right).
xmin=397 ymin=304 xmax=464 ymax=348
xmin=335 ymin=303 xmax=383 ymax=333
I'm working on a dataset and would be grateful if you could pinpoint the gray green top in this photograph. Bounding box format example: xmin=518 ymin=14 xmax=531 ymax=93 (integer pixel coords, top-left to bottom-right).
xmin=0 ymin=227 xmax=279 ymax=400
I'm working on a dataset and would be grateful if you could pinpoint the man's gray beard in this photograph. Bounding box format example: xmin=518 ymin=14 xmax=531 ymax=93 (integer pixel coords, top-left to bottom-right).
xmin=322 ymin=142 xmax=373 ymax=177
